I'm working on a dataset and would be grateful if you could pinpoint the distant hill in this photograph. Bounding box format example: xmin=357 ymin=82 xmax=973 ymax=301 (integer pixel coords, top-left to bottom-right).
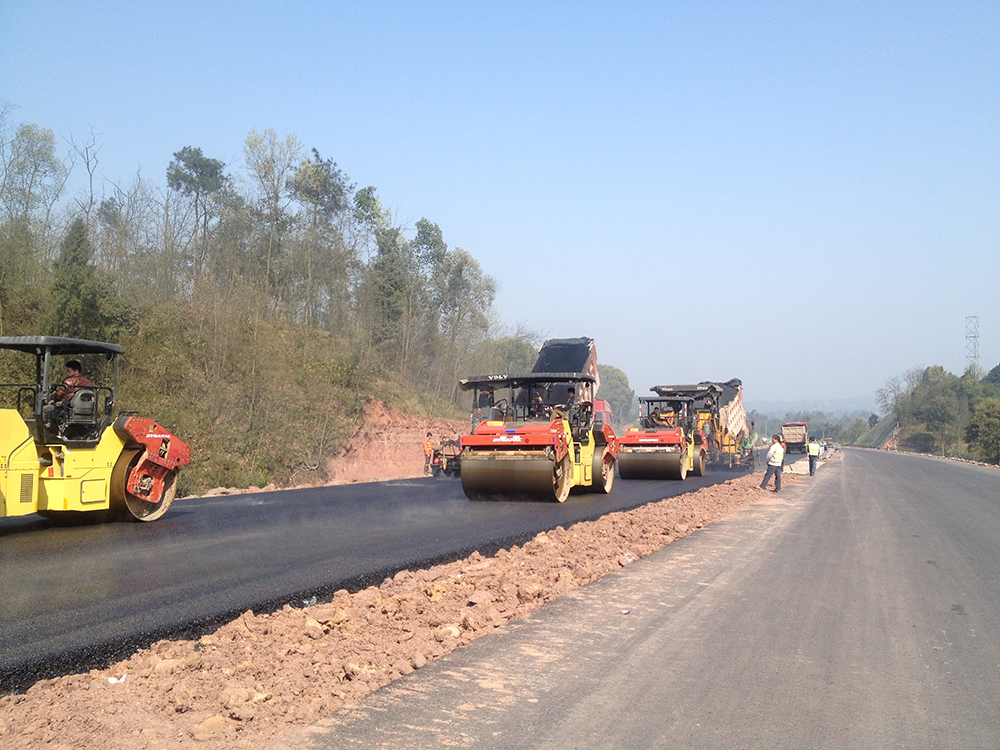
xmin=744 ymin=397 xmax=877 ymax=416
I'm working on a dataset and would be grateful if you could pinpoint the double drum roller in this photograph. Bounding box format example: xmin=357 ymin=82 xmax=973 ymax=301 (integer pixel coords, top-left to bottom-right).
xmin=457 ymin=373 xmax=617 ymax=502
xmin=0 ymin=336 xmax=192 ymax=523
xmin=617 ymin=448 xmax=687 ymax=480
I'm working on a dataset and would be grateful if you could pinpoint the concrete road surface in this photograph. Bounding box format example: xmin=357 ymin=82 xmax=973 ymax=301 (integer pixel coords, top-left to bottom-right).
xmin=284 ymin=449 xmax=1000 ymax=749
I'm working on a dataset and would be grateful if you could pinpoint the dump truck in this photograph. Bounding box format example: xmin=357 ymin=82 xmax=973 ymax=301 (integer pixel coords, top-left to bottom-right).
xmin=532 ymin=337 xmax=600 ymax=380
xmin=0 ymin=336 xmax=191 ymax=522
xmin=617 ymin=391 xmax=705 ymax=480
xmin=781 ymin=421 xmax=809 ymax=454
xmin=708 ymin=378 xmax=753 ymax=468
xmin=457 ymin=372 xmax=618 ymax=501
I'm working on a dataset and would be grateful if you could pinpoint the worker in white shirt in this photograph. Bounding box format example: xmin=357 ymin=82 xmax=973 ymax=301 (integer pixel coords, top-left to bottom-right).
xmin=807 ymin=437 xmax=822 ymax=475
xmin=760 ymin=434 xmax=785 ymax=492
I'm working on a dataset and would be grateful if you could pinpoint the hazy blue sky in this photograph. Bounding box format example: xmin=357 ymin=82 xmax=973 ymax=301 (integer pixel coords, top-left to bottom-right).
xmin=3 ymin=1 xmax=998 ymax=406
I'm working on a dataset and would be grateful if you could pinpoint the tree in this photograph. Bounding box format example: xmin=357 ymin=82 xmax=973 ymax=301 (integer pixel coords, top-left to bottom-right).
xmin=69 ymin=127 xmax=103 ymax=226
xmin=166 ymin=146 xmax=226 ymax=288
xmin=50 ymin=219 xmax=98 ymax=336
xmin=876 ymin=375 xmax=903 ymax=416
xmin=983 ymin=362 xmax=1000 ymax=385
xmin=353 ymin=187 xmax=415 ymax=367
xmin=597 ymin=364 xmax=637 ymax=424
xmin=433 ymin=247 xmax=497 ymax=399
xmin=469 ymin=332 xmax=539 ymax=379
xmin=289 ymin=149 xmax=352 ymax=324
xmin=966 ymin=398 xmax=1000 ymax=465
xmin=839 ymin=417 xmax=871 ymax=445
xmin=915 ymin=391 xmax=960 ymax=456
xmin=243 ymin=128 xmax=302 ymax=314
xmin=0 ymin=122 xmax=69 ymax=226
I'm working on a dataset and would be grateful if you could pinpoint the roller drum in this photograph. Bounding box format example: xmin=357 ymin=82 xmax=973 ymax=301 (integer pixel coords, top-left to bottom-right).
xmin=110 ymin=448 xmax=178 ymax=521
xmin=461 ymin=453 xmax=571 ymax=502
xmin=588 ymin=450 xmax=615 ymax=494
xmin=690 ymin=450 xmax=706 ymax=477
xmin=617 ymin=451 xmax=687 ymax=480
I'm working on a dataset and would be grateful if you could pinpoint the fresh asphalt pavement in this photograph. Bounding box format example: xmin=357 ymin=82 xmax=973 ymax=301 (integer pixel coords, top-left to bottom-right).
xmin=0 ymin=465 xmax=740 ymax=691
xmin=283 ymin=449 xmax=1000 ymax=750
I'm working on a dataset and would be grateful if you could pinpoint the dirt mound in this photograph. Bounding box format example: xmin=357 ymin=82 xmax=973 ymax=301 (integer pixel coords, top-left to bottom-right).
xmin=0 ymin=472 xmax=798 ymax=749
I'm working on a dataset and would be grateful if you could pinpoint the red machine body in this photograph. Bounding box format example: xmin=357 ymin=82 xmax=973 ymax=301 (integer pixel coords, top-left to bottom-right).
xmin=114 ymin=416 xmax=191 ymax=506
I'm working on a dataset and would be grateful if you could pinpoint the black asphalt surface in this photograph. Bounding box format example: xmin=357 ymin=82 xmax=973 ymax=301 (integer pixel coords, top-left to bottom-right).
xmin=0 ymin=466 xmax=746 ymax=692
xmin=282 ymin=449 xmax=1000 ymax=750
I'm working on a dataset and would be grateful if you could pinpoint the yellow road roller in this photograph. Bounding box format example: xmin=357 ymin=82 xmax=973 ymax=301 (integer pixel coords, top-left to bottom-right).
xmin=1 ymin=336 xmax=190 ymax=522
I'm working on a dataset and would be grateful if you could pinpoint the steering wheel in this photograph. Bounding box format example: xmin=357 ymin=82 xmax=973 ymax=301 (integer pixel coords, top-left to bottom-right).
xmin=492 ymin=398 xmax=509 ymax=418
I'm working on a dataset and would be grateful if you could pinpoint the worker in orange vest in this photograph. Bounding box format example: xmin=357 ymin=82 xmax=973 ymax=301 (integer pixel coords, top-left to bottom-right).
xmin=423 ymin=432 xmax=434 ymax=475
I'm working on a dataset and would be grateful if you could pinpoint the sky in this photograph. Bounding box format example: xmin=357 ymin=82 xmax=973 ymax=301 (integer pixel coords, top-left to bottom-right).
xmin=2 ymin=1 xmax=998 ymax=407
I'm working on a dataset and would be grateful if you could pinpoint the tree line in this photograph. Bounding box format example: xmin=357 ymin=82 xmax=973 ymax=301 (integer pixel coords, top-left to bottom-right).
xmin=0 ymin=105 xmax=573 ymax=492
xmin=873 ymin=362 xmax=1000 ymax=464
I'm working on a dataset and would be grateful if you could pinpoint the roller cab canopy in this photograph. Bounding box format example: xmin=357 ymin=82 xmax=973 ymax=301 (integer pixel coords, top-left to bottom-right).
xmin=459 ymin=372 xmax=597 ymax=391
xmin=651 ymin=384 xmax=724 ymax=402
xmin=0 ymin=336 xmax=124 ymax=357
xmin=460 ymin=372 xmax=597 ymax=425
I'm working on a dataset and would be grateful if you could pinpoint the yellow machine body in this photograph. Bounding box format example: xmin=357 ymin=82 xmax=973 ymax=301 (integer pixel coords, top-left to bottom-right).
xmin=1 ymin=336 xmax=191 ymax=522
xmin=0 ymin=407 xmax=129 ymax=517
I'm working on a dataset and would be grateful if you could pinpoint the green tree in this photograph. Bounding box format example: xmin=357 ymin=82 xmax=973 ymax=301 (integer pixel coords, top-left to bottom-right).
xmin=166 ymin=146 xmax=227 ymax=287
xmin=0 ymin=116 xmax=69 ymax=332
xmin=433 ymin=247 xmax=496 ymax=399
xmin=0 ymin=122 xmax=69 ymax=227
xmin=983 ymin=361 xmax=1000 ymax=385
xmin=597 ymin=364 xmax=637 ymax=424
xmin=49 ymin=219 xmax=101 ymax=337
xmin=966 ymin=398 xmax=1000 ymax=464
xmin=839 ymin=417 xmax=870 ymax=445
xmin=915 ymin=391 xmax=961 ymax=455
xmin=469 ymin=333 xmax=538 ymax=378
xmin=353 ymin=187 xmax=427 ymax=376
xmin=288 ymin=149 xmax=354 ymax=328
xmin=49 ymin=219 xmax=135 ymax=341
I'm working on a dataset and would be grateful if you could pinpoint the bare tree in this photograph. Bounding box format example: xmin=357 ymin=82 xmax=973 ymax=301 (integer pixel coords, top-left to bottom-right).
xmin=69 ymin=127 xmax=103 ymax=227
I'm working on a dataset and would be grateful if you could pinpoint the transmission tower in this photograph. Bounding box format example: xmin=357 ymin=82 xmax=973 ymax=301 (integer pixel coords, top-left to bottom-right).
xmin=966 ymin=315 xmax=980 ymax=371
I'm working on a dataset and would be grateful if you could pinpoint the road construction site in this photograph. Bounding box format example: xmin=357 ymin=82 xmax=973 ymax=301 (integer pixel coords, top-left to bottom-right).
xmin=6 ymin=335 xmax=1000 ymax=749
xmin=5 ymin=444 xmax=1000 ymax=749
